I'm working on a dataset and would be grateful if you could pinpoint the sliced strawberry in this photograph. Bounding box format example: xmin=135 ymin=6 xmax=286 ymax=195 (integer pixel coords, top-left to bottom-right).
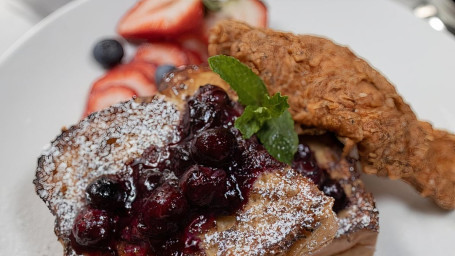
xmin=92 ymin=65 xmax=157 ymax=96
xmin=178 ymin=35 xmax=208 ymax=63
xmin=118 ymin=0 xmax=204 ymax=40
xmin=222 ymin=0 xmax=267 ymax=27
xmin=120 ymin=61 xmax=157 ymax=82
xmin=202 ymin=0 xmax=268 ymax=40
xmin=184 ymin=50 xmax=204 ymax=65
xmin=84 ymin=86 xmax=137 ymax=117
xmin=133 ymin=43 xmax=189 ymax=66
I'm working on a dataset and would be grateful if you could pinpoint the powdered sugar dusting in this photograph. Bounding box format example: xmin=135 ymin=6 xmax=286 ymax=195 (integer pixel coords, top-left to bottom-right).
xmin=33 ymin=93 xmax=378 ymax=255
xmin=306 ymin=137 xmax=379 ymax=240
xmin=34 ymin=97 xmax=181 ymax=245
xmin=201 ymin=168 xmax=336 ymax=255
xmin=335 ymin=189 xmax=379 ymax=238
xmin=329 ymin=162 xmax=379 ymax=238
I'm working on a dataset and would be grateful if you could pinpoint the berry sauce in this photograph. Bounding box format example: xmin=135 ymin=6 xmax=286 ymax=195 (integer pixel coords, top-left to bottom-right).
xmin=71 ymin=85 xmax=348 ymax=256
xmin=292 ymin=138 xmax=348 ymax=213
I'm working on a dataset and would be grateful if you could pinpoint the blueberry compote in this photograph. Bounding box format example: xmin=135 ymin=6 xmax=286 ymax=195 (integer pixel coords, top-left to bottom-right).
xmin=71 ymin=85 xmax=282 ymax=255
xmin=292 ymin=137 xmax=348 ymax=213
xmin=71 ymin=85 xmax=348 ymax=256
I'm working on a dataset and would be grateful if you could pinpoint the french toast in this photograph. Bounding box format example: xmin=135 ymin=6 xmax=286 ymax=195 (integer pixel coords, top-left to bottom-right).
xmin=161 ymin=67 xmax=379 ymax=256
xmin=35 ymin=66 xmax=339 ymax=255
xmin=302 ymin=134 xmax=378 ymax=256
xmin=161 ymin=67 xmax=379 ymax=255
xmin=208 ymin=20 xmax=455 ymax=210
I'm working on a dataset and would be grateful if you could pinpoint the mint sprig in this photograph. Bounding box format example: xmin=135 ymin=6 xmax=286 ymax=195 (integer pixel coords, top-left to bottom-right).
xmin=234 ymin=105 xmax=270 ymax=139
xmin=257 ymin=111 xmax=298 ymax=164
xmin=208 ymin=54 xmax=268 ymax=106
xmin=208 ymin=55 xmax=298 ymax=164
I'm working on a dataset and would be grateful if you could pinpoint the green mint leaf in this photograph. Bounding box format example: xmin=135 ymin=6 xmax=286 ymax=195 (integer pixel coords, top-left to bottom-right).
xmin=208 ymin=55 xmax=298 ymax=164
xmin=263 ymin=93 xmax=289 ymax=118
xmin=257 ymin=111 xmax=298 ymax=164
xmin=235 ymin=105 xmax=272 ymax=139
xmin=208 ymin=55 xmax=269 ymax=106
xmin=235 ymin=93 xmax=289 ymax=139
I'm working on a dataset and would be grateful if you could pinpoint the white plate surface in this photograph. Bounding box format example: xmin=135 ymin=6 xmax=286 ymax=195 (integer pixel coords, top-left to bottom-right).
xmin=0 ymin=0 xmax=454 ymax=255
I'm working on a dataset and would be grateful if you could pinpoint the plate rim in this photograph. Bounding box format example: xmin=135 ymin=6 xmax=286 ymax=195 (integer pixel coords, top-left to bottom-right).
xmin=1 ymin=0 xmax=455 ymax=255
xmin=0 ymin=0 xmax=90 ymax=65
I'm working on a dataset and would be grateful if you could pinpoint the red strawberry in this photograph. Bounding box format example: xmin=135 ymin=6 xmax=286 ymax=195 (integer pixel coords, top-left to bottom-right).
xmin=92 ymin=65 xmax=157 ymax=96
xmin=133 ymin=43 xmax=189 ymax=66
xmin=202 ymin=0 xmax=268 ymax=40
xmin=184 ymin=50 xmax=203 ymax=65
xmin=220 ymin=0 xmax=267 ymax=27
xmin=120 ymin=61 xmax=157 ymax=82
xmin=84 ymin=86 xmax=137 ymax=117
xmin=178 ymin=35 xmax=208 ymax=63
xmin=118 ymin=0 xmax=204 ymax=40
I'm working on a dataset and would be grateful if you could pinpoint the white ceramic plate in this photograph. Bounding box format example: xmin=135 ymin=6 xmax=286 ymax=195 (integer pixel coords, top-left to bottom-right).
xmin=0 ymin=0 xmax=454 ymax=255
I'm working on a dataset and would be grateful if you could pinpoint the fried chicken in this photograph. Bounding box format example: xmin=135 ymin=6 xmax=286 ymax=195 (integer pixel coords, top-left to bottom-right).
xmin=208 ymin=20 xmax=455 ymax=210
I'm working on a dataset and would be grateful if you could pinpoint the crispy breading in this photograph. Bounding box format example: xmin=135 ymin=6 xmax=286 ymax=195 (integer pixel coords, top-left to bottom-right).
xmin=208 ymin=20 xmax=455 ymax=209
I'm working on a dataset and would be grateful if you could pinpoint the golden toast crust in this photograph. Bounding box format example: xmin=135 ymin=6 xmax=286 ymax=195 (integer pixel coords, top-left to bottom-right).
xmin=200 ymin=168 xmax=337 ymax=256
xmin=160 ymin=67 xmax=339 ymax=255
xmin=35 ymin=67 xmax=338 ymax=256
xmin=35 ymin=96 xmax=182 ymax=255
xmin=304 ymin=134 xmax=378 ymax=256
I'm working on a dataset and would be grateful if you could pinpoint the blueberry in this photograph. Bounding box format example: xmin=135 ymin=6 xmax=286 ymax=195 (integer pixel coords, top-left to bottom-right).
xmin=191 ymin=128 xmax=236 ymax=165
xmin=155 ymin=65 xmax=176 ymax=85
xmin=85 ymin=176 xmax=126 ymax=211
xmin=194 ymin=85 xmax=230 ymax=107
xmin=179 ymin=165 xmax=227 ymax=206
xmin=141 ymin=183 xmax=188 ymax=220
xmin=72 ymin=208 xmax=112 ymax=247
xmin=188 ymin=100 xmax=220 ymax=130
xmin=93 ymin=39 xmax=124 ymax=68
xmin=321 ymin=179 xmax=348 ymax=212
xmin=292 ymin=143 xmax=326 ymax=186
xmin=187 ymin=85 xmax=234 ymax=131
xmin=140 ymin=183 xmax=188 ymax=237
xmin=168 ymin=143 xmax=194 ymax=177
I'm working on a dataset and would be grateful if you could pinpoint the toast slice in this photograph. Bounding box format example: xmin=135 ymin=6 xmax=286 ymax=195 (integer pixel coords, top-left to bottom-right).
xmin=35 ymin=96 xmax=182 ymax=255
xmin=160 ymin=67 xmax=379 ymax=255
xmin=303 ymin=134 xmax=378 ymax=256
xmin=199 ymin=168 xmax=337 ymax=256
xmin=35 ymin=66 xmax=337 ymax=255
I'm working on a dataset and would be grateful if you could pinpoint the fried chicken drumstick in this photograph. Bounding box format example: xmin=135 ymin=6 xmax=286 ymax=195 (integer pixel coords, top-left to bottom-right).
xmin=208 ymin=20 xmax=455 ymax=210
